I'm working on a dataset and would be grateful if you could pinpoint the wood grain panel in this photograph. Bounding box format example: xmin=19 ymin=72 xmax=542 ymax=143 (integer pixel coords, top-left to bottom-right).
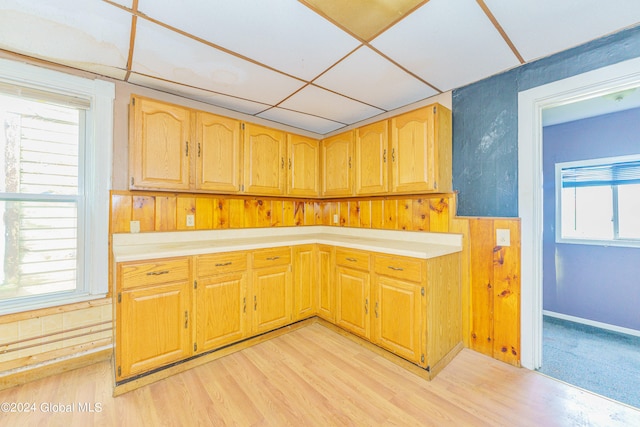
xmin=397 ymin=199 xmax=412 ymax=230
xmin=111 ymin=194 xmax=132 ymax=233
xmin=229 ymin=199 xmax=244 ymax=228
xmin=271 ymin=200 xmax=283 ymax=227
xmin=384 ymin=199 xmax=398 ymax=230
xmin=154 ymin=196 xmax=177 ymax=231
xmin=195 ymin=197 xmax=214 ymax=230
xmin=429 ymin=198 xmax=449 ymax=232
xmin=176 ymin=197 xmax=195 ymax=230
xmin=132 ymin=195 xmax=155 ymax=232
xmin=215 ymin=198 xmax=229 ymax=229
xmin=349 ymin=201 xmax=361 ymax=227
xmin=411 ymin=198 xmax=430 ymax=231
xmin=371 ymin=200 xmax=384 ymax=229
xmin=283 ymin=200 xmax=295 ymax=226
xmin=305 ymin=201 xmax=316 ymax=225
xmin=469 ymin=219 xmax=494 ymax=356
xmin=293 ymin=201 xmax=304 ymax=226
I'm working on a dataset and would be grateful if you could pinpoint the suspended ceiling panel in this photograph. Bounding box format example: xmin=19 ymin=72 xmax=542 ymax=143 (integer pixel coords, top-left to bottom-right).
xmin=0 ymin=0 xmax=638 ymax=134
xmin=127 ymin=73 xmax=271 ymax=116
xmin=301 ymin=0 xmax=426 ymax=41
xmin=0 ymin=0 xmax=131 ymax=80
xmin=279 ymin=85 xmax=385 ymax=125
xmin=257 ymin=107 xmax=345 ymax=134
xmin=314 ymin=46 xmax=438 ymax=111
xmin=485 ymin=0 xmax=640 ymax=62
xmin=137 ymin=0 xmax=360 ymax=81
xmin=132 ymin=19 xmax=306 ymax=105
xmin=371 ymin=0 xmax=520 ymax=91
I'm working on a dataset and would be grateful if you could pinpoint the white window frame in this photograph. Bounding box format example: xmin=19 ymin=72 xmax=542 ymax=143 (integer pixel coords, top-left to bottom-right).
xmin=0 ymin=58 xmax=114 ymax=314
xmin=555 ymin=154 xmax=640 ymax=248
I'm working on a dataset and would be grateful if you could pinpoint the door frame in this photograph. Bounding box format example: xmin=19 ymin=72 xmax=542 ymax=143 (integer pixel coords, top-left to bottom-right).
xmin=517 ymin=56 xmax=640 ymax=370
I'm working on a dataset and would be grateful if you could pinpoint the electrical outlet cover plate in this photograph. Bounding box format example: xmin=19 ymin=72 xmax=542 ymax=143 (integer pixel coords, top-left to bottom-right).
xmin=496 ymin=228 xmax=510 ymax=247
xmin=186 ymin=214 xmax=195 ymax=227
xmin=130 ymin=220 xmax=140 ymax=233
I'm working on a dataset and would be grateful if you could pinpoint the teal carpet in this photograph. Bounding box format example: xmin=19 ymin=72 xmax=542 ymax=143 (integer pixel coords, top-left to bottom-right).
xmin=538 ymin=315 xmax=640 ymax=409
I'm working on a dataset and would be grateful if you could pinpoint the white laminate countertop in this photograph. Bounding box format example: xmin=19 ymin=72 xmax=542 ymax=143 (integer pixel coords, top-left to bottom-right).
xmin=112 ymin=226 xmax=463 ymax=263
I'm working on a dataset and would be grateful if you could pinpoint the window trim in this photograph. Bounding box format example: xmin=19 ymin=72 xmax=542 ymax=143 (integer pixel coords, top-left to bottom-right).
xmin=555 ymin=154 xmax=640 ymax=248
xmin=0 ymin=58 xmax=114 ymax=314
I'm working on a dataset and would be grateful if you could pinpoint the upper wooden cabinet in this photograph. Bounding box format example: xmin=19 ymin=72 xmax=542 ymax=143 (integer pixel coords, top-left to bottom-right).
xmin=243 ymin=123 xmax=287 ymax=196
xmin=195 ymin=112 xmax=242 ymax=193
xmin=390 ymin=104 xmax=452 ymax=194
xmin=355 ymin=120 xmax=389 ymax=196
xmin=321 ymin=130 xmax=354 ymax=197
xmin=287 ymin=134 xmax=320 ymax=197
xmin=129 ymin=96 xmax=191 ymax=190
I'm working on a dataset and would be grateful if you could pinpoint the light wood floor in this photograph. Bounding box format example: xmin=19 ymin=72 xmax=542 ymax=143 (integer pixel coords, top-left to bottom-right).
xmin=1 ymin=323 xmax=639 ymax=426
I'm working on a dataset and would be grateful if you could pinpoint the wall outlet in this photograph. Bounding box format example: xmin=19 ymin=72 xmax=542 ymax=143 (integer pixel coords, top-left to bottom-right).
xmin=186 ymin=214 xmax=195 ymax=227
xmin=333 ymin=214 xmax=339 ymax=224
xmin=130 ymin=220 xmax=140 ymax=233
xmin=496 ymin=228 xmax=510 ymax=247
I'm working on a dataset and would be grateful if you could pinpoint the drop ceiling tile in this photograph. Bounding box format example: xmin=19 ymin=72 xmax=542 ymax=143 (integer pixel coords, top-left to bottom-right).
xmin=371 ymin=0 xmax=520 ymax=91
xmin=257 ymin=107 xmax=345 ymax=135
xmin=137 ymin=0 xmax=360 ymax=81
xmin=128 ymin=73 xmax=270 ymax=115
xmin=279 ymin=85 xmax=384 ymax=125
xmin=315 ymin=46 xmax=438 ymax=111
xmin=132 ymin=19 xmax=306 ymax=105
xmin=0 ymin=0 xmax=131 ymax=78
xmin=485 ymin=0 xmax=640 ymax=61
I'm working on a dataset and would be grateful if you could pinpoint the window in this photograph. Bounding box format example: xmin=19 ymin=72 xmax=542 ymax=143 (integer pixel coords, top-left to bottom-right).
xmin=0 ymin=59 xmax=113 ymax=314
xmin=556 ymin=155 xmax=640 ymax=247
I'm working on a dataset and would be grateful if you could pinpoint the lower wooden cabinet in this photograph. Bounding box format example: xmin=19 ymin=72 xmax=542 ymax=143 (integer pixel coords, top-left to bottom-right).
xmin=115 ymin=243 xmax=461 ymax=383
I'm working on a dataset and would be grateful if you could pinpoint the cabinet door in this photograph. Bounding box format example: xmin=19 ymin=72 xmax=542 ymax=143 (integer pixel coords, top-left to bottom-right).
xmin=321 ymin=131 xmax=354 ymax=197
xmin=390 ymin=106 xmax=436 ymax=193
xmin=196 ymin=272 xmax=248 ymax=352
xmin=129 ymin=96 xmax=191 ymax=190
xmin=195 ymin=112 xmax=242 ymax=192
xmin=355 ymin=120 xmax=388 ymax=195
xmin=117 ymin=281 xmax=191 ymax=379
xmin=335 ymin=266 xmax=370 ymax=339
xmin=317 ymin=245 xmax=335 ymax=322
xmin=373 ymin=276 xmax=424 ymax=365
xmin=293 ymin=245 xmax=316 ymax=321
xmin=287 ymin=134 xmax=320 ymax=197
xmin=243 ymin=123 xmax=286 ymax=195
xmin=252 ymin=265 xmax=292 ymax=334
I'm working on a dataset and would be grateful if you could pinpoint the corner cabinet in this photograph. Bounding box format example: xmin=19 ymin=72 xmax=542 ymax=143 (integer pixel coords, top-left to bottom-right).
xmin=251 ymin=247 xmax=292 ymax=333
xmin=287 ymin=134 xmax=320 ymax=197
xmin=129 ymin=97 xmax=191 ymax=191
xmin=321 ymin=130 xmax=354 ymax=197
xmin=355 ymin=120 xmax=389 ymax=196
xmin=390 ymin=104 xmax=452 ymax=194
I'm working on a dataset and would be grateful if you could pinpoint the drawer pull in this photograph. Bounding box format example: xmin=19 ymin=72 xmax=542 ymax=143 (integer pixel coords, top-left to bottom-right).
xmin=266 ymin=256 xmax=280 ymax=261
xmin=387 ymin=266 xmax=404 ymax=271
xmin=146 ymin=270 xmax=169 ymax=276
xmin=345 ymin=257 xmax=357 ymax=262
xmin=214 ymin=262 xmax=232 ymax=267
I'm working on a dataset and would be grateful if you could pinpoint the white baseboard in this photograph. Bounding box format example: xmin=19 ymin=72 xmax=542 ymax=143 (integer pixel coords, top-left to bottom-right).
xmin=543 ymin=310 xmax=640 ymax=338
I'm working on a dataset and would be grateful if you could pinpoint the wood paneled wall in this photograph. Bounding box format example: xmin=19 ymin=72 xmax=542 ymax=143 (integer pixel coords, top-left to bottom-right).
xmin=109 ymin=191 xmax=521 ymax=367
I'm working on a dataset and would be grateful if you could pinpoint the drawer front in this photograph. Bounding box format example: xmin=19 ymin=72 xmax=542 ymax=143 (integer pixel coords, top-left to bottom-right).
xmin=335 ymin=248 xmax=370 ymax=270
xmin=252 ymin=247 xmax=291 ymax=268
xmin=374 ymin=254 xmax=424 ymax=283
xmin=120 ymin=258 xmax=190 ymax=289
xmin=196 ymin=252 xmax=247 ymax=277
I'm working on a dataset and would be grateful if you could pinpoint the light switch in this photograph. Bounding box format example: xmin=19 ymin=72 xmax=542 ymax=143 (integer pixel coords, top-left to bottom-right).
xmin=130 ymin=220 xmax=140 ymax=233
xmin=186 ymin=214 xmax=195 ymax=227
xmin=496 ymin=228 xmax=510 ymax=247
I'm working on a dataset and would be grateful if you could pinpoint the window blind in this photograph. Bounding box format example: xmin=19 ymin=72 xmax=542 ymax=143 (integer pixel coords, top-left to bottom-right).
xmin=561 ymin=160 xmax=640 ymax=188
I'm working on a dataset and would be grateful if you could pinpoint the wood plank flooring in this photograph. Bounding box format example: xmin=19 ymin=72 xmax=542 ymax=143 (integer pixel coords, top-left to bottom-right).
xmin=0 ymin=323 xmax=638 ymax=426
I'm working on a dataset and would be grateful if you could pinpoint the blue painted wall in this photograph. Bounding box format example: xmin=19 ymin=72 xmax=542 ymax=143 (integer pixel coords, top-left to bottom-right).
xmin=542 ymin=108 xmax=640 ymax=331
xmin=452 ymin=25 xmax=640 ymax=217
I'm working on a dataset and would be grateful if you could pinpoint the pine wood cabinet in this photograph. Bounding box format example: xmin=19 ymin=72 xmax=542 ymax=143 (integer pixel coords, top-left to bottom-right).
xmin=321 ymin=130 xmax=354 ymax=197
xmin=251 ymin=247 xmax=293 ymax=333
xmin=316 ymin=244 xmax=335 ymax=322
xmin=243 ymin=123 xmax=287 ymax=196
xmin=194 ymin=252 xmax=248 ymax=353
xmin=293 ymin=245 xmax=316 ymax=321
xmin=335 ymin=248 xmax=371 ymax=339
xmin=129 ymin=96 xmax=191 ymax=190
xmin=287 ymin=134 xmax=320 ymax=197
xmin=390 ymin=104 xmax=452 ymax=194
xmin=195 ymin=112 xmax=242 ymax=192
xmin=116 ymin=257 xmax=193 ymax=380
xmin=355 ymin=120 xmax=389 ymax=196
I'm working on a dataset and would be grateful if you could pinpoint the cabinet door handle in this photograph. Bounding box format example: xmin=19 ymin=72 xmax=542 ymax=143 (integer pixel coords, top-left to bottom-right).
xmin=184 ymin=311 xmax=189 ymax=329
xmin=345 ymin=257 xmax=357 ymax=262
xmin=383 ymin=149 xmax=387 ymax=163
xmin=365 ymin=298 xmax=368 ymax=315
xmin=375 ymin=301 xmax=379 ymax=318
xmin=266 ymin=256 xmax=280 ymax=261
xmin=146 ymin=270 xmax=169 ymax=276
xmin=391 ymin=148 xmax=395 ymax=162
xmin=387 ymin=266 xmax=404 ymax=271
xmin=254 ymin=295 xmax=257 ymax=311
xmin=214 ymin=262 xmax=232 ymax=267
xmin=185 ymin=141 xmax=189 ymax=157
xmin=289 ymin=158 xmax=292 ymax=170
xmin=243 ymin=297 xmax=246 ymax=314
xmin=198 ymin=142 xmax=201 ymax=157
xmin=348 ymin=156 xmax=352 ymax=169
xmin=281 ymin=157 xmax=284 ymax=169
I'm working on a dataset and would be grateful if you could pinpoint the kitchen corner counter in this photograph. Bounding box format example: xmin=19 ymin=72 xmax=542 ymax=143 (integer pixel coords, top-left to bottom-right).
xmin=112 ymin=226 xmax=462 ymax=262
